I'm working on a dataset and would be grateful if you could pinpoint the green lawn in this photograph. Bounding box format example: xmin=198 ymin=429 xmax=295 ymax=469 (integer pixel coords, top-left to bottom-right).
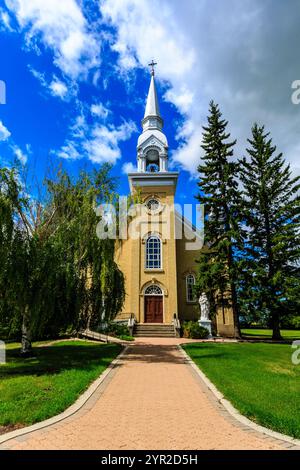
xmin=0 ymin=340 xmax=122 ymax=432
xmin=183 ymin=342 xmax=300 ymax=438
xmin=242 ymin=328 xmax=300 ymax=341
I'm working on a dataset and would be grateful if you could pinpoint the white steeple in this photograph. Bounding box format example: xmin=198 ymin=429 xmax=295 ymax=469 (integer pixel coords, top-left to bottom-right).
xmin=142 ymin=66 xmax=163 ymax=133
xmin=144 ymin=74 xmax=161 ymax=119
xmin=137 ymin=64 xmax=168 ymax=173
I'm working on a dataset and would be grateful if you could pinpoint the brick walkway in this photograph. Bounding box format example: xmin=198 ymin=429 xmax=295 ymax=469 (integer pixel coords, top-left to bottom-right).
xmin=0 ymin=338 xmax=287 ymax=450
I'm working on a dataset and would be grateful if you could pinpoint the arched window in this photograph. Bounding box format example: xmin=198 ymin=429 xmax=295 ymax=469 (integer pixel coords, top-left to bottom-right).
xmin=145 ymin=235 xmax=161 ymax=269
xmin=146 ymin=149 xmax=159 ymax=172
xmin=186 ymin=274 xmax=196 ymax=302
xmin=145 ymin=285 xmax=162 ymax=295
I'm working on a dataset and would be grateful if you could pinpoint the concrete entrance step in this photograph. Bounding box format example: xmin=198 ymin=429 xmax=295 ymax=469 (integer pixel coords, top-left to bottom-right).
xmin=133 ymin=323 xmax=175 ymax=337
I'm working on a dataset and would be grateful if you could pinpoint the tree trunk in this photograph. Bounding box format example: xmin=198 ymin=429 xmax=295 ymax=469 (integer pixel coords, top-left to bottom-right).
xmin=271 ymin=308 xmax=282 ymax=341
xmin=20 ymin=305 xmax=32 ymax=357
xmin=227 ymin=243 xmax=241 ymax=339
xmin=231 ymin=282 xmax=241 ymax=339
xmin=263 ymin=211 xmax=282 ymax=341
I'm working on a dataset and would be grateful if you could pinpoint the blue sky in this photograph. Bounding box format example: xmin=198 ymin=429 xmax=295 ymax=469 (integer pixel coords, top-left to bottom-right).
xmin=0 ymin=0 xmax=193 ymax=206
xmin=0 ymin=0 xmax=300 ymax=210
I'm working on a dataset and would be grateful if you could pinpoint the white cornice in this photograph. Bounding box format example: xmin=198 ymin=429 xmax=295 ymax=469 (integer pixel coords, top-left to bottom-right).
xmin=128 ymin=172 xmax=179 ymax=192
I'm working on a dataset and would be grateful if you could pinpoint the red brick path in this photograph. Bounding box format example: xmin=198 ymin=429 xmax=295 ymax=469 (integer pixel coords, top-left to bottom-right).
xmin=0 ymin=338 xmax=286 ymax=450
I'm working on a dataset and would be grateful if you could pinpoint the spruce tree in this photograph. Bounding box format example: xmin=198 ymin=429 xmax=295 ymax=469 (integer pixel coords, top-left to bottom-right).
xmin=240 ymin=124 xmax=300 ymax=340
xmin=196 ymin=101 xmax=242 ymax=338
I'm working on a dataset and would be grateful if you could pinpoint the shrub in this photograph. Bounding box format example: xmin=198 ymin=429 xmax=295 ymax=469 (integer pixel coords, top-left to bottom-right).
xmin=291 ymin=317 xmax=300 ymax=329
xmin=182 ymin=321 xmax=209 ymax=339
xmin=98 ymin=322 xmax=130 ymax=338
xmin=118 ymin=335 xmax=134 ymax=341
xmin=280 ymin=316 xmax=300 ymax=330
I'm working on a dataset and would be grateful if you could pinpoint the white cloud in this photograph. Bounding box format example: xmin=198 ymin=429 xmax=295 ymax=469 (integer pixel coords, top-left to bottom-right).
xmin=57 ymin=113 xmax=137 ymax=164
xmin=164 ymin=87 xmax=194 ymax=115
xmin=28 ymin=66 xmax=46 ymax=86
xmin=5 ymin=0 xmax=100 ymax=79
xmin=91 ymin=103 xmax=110 ymax=119
xmin=101 ymin=0 xmax=195 ymax=79
xmin=0 ymin=7 xmax=14 ymax=31
xmin=0 ymin=121 xmax=11 ymax=141
xmin=92 ymin=69 xmax=101 ymax=87
xmin=57 ymin=141 xmax=80 ymax=161
xmin=85 ymin=121 xmax=137 ymax=164
xmin=122 ymin=162 xmax=136 ymax=174
xmin=0 ymin=122 xmax=29 ymax=165
xmin=171 ymin=130 xmax=202 ymax=176
xmin=29 ymin=67 xmax=75 ymax=100
xmin=49 ymin=78 xmax=68 ymax=99
xmin=100 ymin=0 xmax=300 ymax=177
xmin=13 ymin=145 xmax=27 ymax=164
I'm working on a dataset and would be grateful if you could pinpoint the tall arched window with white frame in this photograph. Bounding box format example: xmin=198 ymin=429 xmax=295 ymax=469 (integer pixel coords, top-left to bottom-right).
xmin=145 ymin=235 xmax=162 ymax=269
xmin=186 ymin=273 xmax=196 ymax=302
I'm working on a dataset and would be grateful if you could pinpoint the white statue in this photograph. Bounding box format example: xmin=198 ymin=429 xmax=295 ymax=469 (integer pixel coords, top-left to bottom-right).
xmin=199 ymin=292 xmax=210 ymax=321
xmin=198 ymin=292 xmax=212 ymax=338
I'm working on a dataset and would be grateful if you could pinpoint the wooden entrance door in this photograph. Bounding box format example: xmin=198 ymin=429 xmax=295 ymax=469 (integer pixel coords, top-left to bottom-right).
xmin=145 ymin=296 xmax=163 ymax=323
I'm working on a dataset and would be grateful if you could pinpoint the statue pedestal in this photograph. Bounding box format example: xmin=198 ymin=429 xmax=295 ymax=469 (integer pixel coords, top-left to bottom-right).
xmin=198 ymin=319 xmax=213 ymax=339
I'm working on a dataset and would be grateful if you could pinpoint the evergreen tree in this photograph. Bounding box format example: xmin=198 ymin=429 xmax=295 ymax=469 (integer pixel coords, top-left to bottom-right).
xmin=239 ymin=124 xmax=300 ymax=339
xmin=196 ymin=101 xmax=242 ymax=338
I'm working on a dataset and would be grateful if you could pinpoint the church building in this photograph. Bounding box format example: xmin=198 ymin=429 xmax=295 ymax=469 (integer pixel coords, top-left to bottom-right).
xmin=115 ymin=68 xmax=235 ymax=337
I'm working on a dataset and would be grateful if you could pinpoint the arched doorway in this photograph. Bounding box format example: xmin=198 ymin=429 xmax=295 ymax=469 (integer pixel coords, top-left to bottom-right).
xmin=144 ymin=285 xmax=163 ymax=323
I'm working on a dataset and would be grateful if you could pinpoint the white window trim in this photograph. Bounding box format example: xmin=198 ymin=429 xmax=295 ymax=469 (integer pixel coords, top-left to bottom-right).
xmin=186 ymin=273 xmax=196 ymax=303
xmin=145 ymin=234 xmax=162 ymax=270
xmin=144 ymin=285 xmax=163 ymax=296
xmin=144 ymin=196 xmax=162 ymax=215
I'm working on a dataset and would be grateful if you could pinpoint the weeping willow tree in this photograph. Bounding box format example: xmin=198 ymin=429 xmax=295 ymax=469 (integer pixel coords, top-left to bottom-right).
xmin=46 ymin=165 xmax=125 ymax=332
xmin=0 ymin=163 xmax=125 ymax=355
xmin=0 ymin=167 xmax=25 ymax=341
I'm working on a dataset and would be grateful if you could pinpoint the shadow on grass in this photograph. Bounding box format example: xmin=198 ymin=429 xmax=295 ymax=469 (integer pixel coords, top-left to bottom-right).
xmin=1 ymin=342 xmax=121 ymax=378
xmin=241 ymin=336 xmax=297 ymax=344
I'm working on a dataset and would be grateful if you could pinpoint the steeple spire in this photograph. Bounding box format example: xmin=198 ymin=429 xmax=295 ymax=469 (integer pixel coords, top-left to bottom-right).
xmin=144 ymin=73 xmax=161 ymax=118
xmin=142 ymin=62 xmax=163 ymax=131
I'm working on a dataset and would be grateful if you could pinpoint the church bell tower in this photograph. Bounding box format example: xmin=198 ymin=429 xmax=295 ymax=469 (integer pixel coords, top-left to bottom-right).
xmin=124 ymin=63 xmax=179 ymax=324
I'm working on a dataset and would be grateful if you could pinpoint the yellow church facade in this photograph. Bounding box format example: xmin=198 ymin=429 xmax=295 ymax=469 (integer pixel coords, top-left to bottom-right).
xmin=115 ymin=70 xmax=235 ymax=337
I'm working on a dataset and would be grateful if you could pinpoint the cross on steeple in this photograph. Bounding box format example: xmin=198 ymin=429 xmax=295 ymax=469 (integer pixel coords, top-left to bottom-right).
xmin=148 ymin=60 xmax=157 ymax=76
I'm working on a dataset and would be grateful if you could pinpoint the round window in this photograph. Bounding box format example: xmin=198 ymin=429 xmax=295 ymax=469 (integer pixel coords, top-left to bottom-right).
xmin=146 ymin=198 xmax=160 ymax=212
